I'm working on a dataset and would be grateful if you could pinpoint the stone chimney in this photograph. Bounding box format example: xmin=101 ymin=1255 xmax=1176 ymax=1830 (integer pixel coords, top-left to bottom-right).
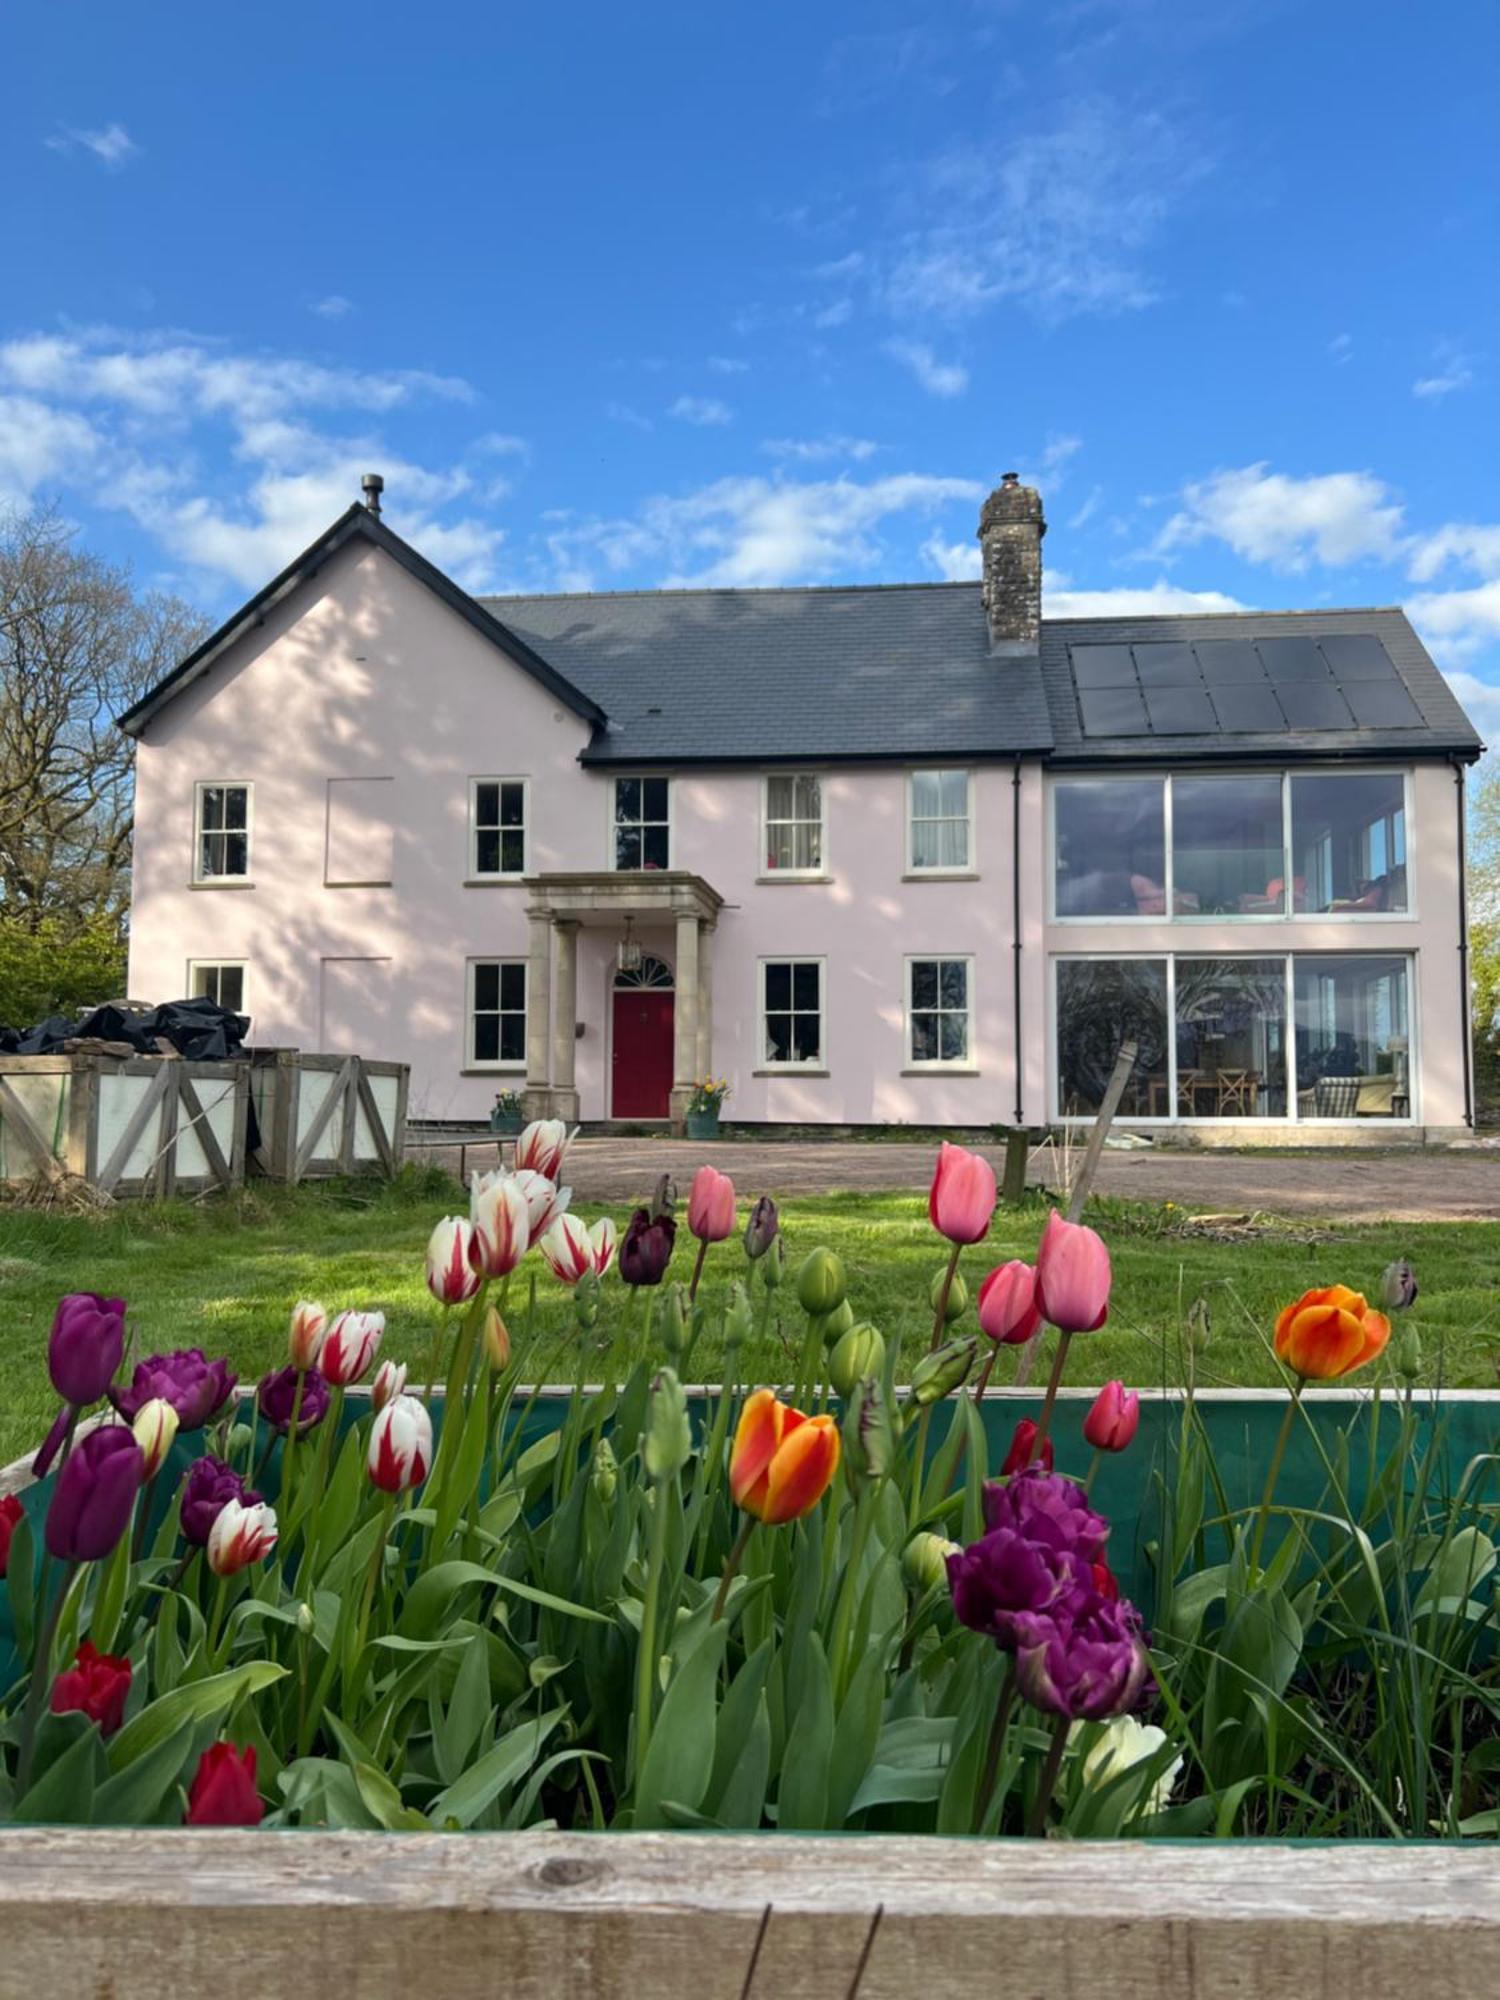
xmin=978 ymin=472 xmax=1045 ymax=650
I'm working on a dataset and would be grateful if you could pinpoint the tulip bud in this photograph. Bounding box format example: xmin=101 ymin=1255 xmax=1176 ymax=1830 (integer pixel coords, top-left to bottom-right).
xmin=482 ymin=1303 xmax=511 ymax=1371
xmin=842 ymin=1374 xmax=896 ymax=1482
xmin=206 ymin=1498 xmax=279 ymax=1576
xmin=131 ymin=1397 xmax=179 ymax=1478
xmin=371 ymin=1359 xmax=407 ymax=1413
xmin=796 ymin=1247 xmax=846 ymax=1316
xmin=1186 ymin=1295 xmax=1212 ymax=1354
xmin=1395 ymin=1320 xmax=1422 ymax=1382
xmin=591 ymin=1436 xmax=619 ymax=1504
xmin=760 ymin=1234 xmax=785 ymax=1290
xmin=643 ymin=1368 xmax=692 ymax=1482
xmin=1001 ymin=1417 xmax=1052 ymax=1476
xmin=574 ymin=1267 xmax=601 ymax=1331
xmin=723 ymin=1279 xmax=754 ymax=1352
xmin=909 ymin=1336 xmax=976 ymax=1407
xmin=296 ymin=1600 xmax=316 ymax=1636
xmin=1382 ymin=1259 xmax=1419 ymax=1312
xmin=814 ymin=1297 xmax=857 ymax=1350
xmin=1082 ymin=1379 xmax=1140 ymax=1453
xmin=828 ymin=1321 xmax=885 ymax=1401
xmin=931 ymin=1266 xmax=969 ymax=1324
xmin=287 ymin=1300 xmax=328 ymax=1372
xmin=661 ymin=1282 xmax=690 ymax=1359
xmin=743 ymin=1195 xmax=780 ymax=1261
xmin=902 ymin=1530 xmax=959 ymax=1595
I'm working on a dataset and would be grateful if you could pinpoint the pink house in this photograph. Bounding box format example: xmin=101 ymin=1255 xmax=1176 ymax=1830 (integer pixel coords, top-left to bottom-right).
xmin=121 ymin=471 xmax=1483 ymax=1143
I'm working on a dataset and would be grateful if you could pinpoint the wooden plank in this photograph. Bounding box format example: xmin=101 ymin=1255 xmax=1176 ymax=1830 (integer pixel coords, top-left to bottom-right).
xmin=93 ymin=1065 xmax=173 ymax=1194
xmin=292 ymin=1056 xmax=355 ymax=1178
xmin=157 ymin=1065 xmax=180 ymax=1199
xmin=355 ymin=1063 xmax=396 ymax=1173
xmin=0 ymin=1074 xmax=66 ymax=1184
xmin=176 ymin=1074 xmax=234 ymax=1189
xmin=0 ymin=1831 xmax=1496 ymax=1999
xmin=338 ymin=1057 xmax=358 ymax=1173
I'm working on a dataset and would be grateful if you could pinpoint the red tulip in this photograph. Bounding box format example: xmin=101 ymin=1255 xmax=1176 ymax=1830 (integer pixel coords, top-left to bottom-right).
xmin=50 ymin=1640 xmax=131 ymax=1737
xmin=1035 ymin=1210 xmax=1112 ymax=1333
xmin=1092 ymin=1560 xmax=1120 ymax=1602
xmin=977 ymin=1260 xmax=1042 ymax=1346
xmin=928 ymin=1142 xmax=997 ymax=1246
xmin=1083 ymin=1380 xmax=1140 ymax=1452
xmin=1001 ymin=1418 xmax=1053 ymax=1477
xmin=687 ymin=1164 xmax=737 ymax=1242
xmin=0 ymin=1493 xmax=23 ymax=1577
xmin=186 ymin=1742 xmax=263 ymax=1826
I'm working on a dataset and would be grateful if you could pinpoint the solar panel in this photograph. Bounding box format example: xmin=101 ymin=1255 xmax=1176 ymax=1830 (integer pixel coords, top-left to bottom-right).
xmin=1259 ymin=638 xmax=1332 ymax=682
xmin=1132 ymin=643 xmax=1200 ymax=687
xmin=1343 ymin=680 xmax=1424 ymax=727
xmin=1275 ymin=684 xmax=1356 ymax=729
xmin=1209 ymin=684 xmax=1287 ymax=732
xmin=1143 ymin=687 xmax=1218 ymax=734
xmin=1069 ymin=644 xmax=1138 ymax=688
xmin=1078 ymin=686 xmax=1151 ymax=734
xmin=1318 ymin=633 xmax=1400 ymax=681
xmin=1194 ymin=640 xmax=1267 ymax=684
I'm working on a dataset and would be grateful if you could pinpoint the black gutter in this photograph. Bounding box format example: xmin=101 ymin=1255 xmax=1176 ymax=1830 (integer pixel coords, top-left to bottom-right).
xmin=1453 ymin=753 xmax=1475 ymax=1129
xmin=1012 ymin=754 xmax=1024 ymax=1128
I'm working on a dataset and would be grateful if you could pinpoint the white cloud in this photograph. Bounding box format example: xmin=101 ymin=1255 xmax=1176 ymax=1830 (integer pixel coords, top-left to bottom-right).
xmin=46 ymin=122 xmax=138 ymax=168
xmin=1409 ymin=523 xmax=1500 ymax=584
xmin=1408 ymin=581 xmax=1500 ymax=659
xmin=0 ymin=395 xmax=106 ymax=506
xmin=762 ymin=435 xmax=879 ymax=463
xmin=1068 ymin=484 xmax=1104 ymax=529
xmin=1329 ymin=332 xmax=1353 ymax=365
xmin=1432 ymin=666 xmax=1500 ymax=747
xmin=1413 ymin=343 xmax=1474 ymax=399
xmin=921 ymin=534 xmax=980 ymax=581
xmin=606 ymin=401 xmax=652 ymax=431
xmin=885 ymin=338 xmax=968 ymax=397
xmin=310 ymin=295 xmax=354 ymax=318
xmin=668 ymin=395 xmax=732 ymax=427
xmin=1046 ymin=580 xmax=1249 ymax=617
xmin=813 ymin=298 xmax=854 ymax=329
xmin=1153 ymin=463 xmax=1405 ymax=571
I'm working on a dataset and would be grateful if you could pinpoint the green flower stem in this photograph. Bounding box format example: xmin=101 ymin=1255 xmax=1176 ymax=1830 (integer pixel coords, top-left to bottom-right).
xmin=930 ymin=1240 xmax=962 ymax=1351
xmin=349 ymin=1491 xmax=397 ymax=1703
xmin=710 ymin=1512 xmax=757 ymax=1626
xmin=1249 ymin=1386 xmax=1301 ymax=1576
xmin=1028 ymin=1329 xmax=1074 ymax=1466
xmin=907 ymin=1406 xmax=934 ymax=1529
xmin=972 ymin=1660 xmax=1018 ymax=1836
xmin=279 ymin=1370 xmax=308 ymax=1514
xmin=633 ymin=1477 xmax=675 ymax=1778
xmin=1083 ymin=1448 xmax=1102 ymax=1498
xmin=971 ymin=1345 xmax=999 ymax=1405
xmin=829 ymin=1484 xmax=878 ymax=1704
xmin=205 ymin=1572 xmax=232 ymax=1669
xmin=422 ymin=1304 xmax=452 ymax=1411
xmin=687 ymin=1237 xmax=710 ymax=1304
xmin=131 ymin=1464 xmax=163 ymax=1562
xmin=1026 ymin=1713 xmax=1072 ymax=1839
xmin=14 ymin=1559 xmax=78 ymax=1796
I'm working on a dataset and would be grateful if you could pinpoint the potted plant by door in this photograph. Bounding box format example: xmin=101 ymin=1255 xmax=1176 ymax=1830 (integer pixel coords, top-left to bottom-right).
xmin=489 ymin=1089 xmax=525 ymax=1136
xmin=685 ymin=1076 xmax=730 ymax=1141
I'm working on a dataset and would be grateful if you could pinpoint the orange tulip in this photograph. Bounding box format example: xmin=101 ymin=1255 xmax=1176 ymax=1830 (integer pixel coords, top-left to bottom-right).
xmin=1274 ymin=1284 xmax=1391 ymax=1381
xmin=729 ymin=1388 xmax=840 ymax=1525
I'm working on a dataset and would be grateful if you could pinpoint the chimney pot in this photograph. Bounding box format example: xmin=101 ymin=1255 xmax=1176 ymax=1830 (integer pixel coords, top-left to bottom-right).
xmin=978 ymin=473 xmax=1045 ymax=650
xmin=361 ymin=472 xmax=385 ymax=517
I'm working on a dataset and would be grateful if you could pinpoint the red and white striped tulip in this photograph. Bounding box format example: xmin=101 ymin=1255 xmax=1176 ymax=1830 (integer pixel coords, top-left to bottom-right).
xmin=426 ymin=1216 xmax=482 ymax=1305
xmin=513 ymin=1118 xmax=573 ymax=1182
xmin=131 ymin=1397 xmax=179 ymax=1478
xmin=588 ymin=1216 xmax=618 ymax=1277
xmin=320 ymin=1310 xmax=384 ymax=1387
xmin=206 ymin=1499 xmax=279 ymax=1576
xmin=539 ymin=1213 xmax=617 ymax=1284
xmin=469 ymin=1172 xmax=535 ymax=1275
xmin=371 ymin=1359 xmax=408 ymax=1413
xmin=511 ymin=1167 xmax=571 ymax=1246
xmin=287 ymin=1300 xmax=328 ymax=1373
xmin=367 ymin=1395 xmax=433 ymax=1494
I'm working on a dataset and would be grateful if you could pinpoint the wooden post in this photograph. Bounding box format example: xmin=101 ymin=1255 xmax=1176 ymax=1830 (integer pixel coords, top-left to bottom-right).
xmin=1000 ymin=1127 xmax=1029 ymax=1207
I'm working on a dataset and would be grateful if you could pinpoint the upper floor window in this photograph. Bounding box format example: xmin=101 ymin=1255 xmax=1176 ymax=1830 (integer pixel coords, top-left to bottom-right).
xmin=1051 ymin=771 xmax=1409 ymax=920
xmin=764 ymin=774 xmax=823 ymax=873
xmin=761 ymin=957 xmax=823 ymax=1067
xmin=195 ymin=783 xmax=251 ymax=881
xmin=188 ymin=960 xmax=246 ymax=1014
xmin=468 ymin=959 xmax=527 ymax=1067
xmin=613 ymin=776 xmax=670 ymax=870
xmin=909 ymin=769 xmax=973 ymax=872
xmin=471 ymin=778 xmax=527 ymax=878
xmin=908 ymin=956 xmax=971 ymax=1066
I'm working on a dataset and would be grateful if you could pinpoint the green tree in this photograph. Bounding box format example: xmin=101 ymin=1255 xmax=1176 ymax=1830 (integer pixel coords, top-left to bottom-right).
xmin=1467 ymin=766 xmax=1500 ymax=1118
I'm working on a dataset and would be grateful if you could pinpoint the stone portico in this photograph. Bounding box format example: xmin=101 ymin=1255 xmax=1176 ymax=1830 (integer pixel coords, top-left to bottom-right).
xmin=521 ymin=872 xmax=723 ymax=1131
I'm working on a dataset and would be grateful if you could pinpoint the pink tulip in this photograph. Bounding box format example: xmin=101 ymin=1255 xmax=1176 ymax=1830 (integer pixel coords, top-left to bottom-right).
xmin=1035 ymin=1210 xmax=1112 ymax=1333
xmin=687 ymin=1164 xmax=736 ymax=1243
xmin=513 ymin=1118 xmax=572 ymax=1182
xmin=426 ymin=1216 xmax=482 ymax=1305
xmin=977 ymin=1260 xmax=1042 ymax=1346
xmin=469 ymin=1173 xmax=532 ymax=1276
xmin=320 ymin=1310 xmax=384 ymax=1387
xmin=1083 ymin=1380 xmax=1140 ymax=1452
xmin=287 ymin=1300 xmax=327 ymax=1373
xmin=928 ymin=1142 xmax=997 ymax=1247
xmin=206 ymin=1499 xmax=278 ymax=1577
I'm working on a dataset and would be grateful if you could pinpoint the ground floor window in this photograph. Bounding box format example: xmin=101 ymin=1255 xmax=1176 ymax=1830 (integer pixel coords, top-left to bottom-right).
xmin=469 ymin=959 xmax=526 ymax=1067
xmin=1054 ymin=953 xmax=1413 ymax=1121
xmin=761 ymin=958 xmax=823 ymax=1066
xmin=188 ymin=961 xmax=246 ymax=1013
xmin=907 ymin=956 xmax=971 ymax=1065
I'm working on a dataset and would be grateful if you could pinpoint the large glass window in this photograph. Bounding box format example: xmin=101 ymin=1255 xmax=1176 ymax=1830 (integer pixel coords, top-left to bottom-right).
xmin=1053 ymin=780 xmax=1166 ymax=917
xmin=1055 ymin=959 xmax=1169 ymax=1116
xmin=1293 ymin=955 xmax=1411 ymax=1118
xmin=613 ymin=777 xmax=670 ymax=870
xmin=764 ymin=774 xmax=823 ymax=873
xmin=1292 ymin=773 xmax=1408 ymax=913
xmin=1174 ymin=958 xmax=1287 ymax=1118
xmin=909 ymin=770 xmax=972 ymax=871
xmin=1172 ymin=776 xmax=1285 ymax=917
xmin=469 ymin=960 xmax=527 ymax=1067
xmin=908 ymin=957 xmax=971 ymax=1065
xmin=762 ymin=959 xmax=823 ymax=1065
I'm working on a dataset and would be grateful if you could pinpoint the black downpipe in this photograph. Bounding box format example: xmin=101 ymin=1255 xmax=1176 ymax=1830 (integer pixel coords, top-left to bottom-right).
xmin=1012 ymin=755 xmax=1024 ymax=1127
xmin=1453 ymin=754 xmax=1475 ymax=1128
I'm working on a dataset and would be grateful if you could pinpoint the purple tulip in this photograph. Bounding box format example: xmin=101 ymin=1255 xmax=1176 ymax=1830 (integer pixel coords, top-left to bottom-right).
xmin=946 ymin=1527 xmax=1095 ymax=1650
xmin=618 ymin=1207 xmax=676 ymax=1287
xmin=33 ymin=1294 xmax=129 ymax=1476
xmin=743 ymin=1196 xmax=780 ymax=1262
xmin=1013 ymin=1596 xmax=1153 ymax=1722
xmin=110 ymin=1349 xmax=237 ymax=1431
xmin=180 ymin=1456 xmax=262 ymax=1548
xmin=45 ymin=1424 xmax=144 ymax=1562
xmin=982 ymin=1469 xmax=1110 ymax=1565
xmin=257 ymin=1364 xmax=330 ymax=1436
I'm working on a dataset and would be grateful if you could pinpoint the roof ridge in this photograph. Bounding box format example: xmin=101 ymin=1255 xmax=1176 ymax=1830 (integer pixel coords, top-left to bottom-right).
xmin=482 ymin=579 xmax=979 ymax=603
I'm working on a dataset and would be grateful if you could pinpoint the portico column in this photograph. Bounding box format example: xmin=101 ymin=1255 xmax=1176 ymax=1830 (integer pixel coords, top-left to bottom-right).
xmin=549 ymin=919 xmax=581 ymax=1124
xmin=695 ymin=923 xmax=715 ymax=1084
xmin=523 ymin=906 xmax=553 ymax=1120
xmin=670 ymin=910 xmax=700 ymax=1133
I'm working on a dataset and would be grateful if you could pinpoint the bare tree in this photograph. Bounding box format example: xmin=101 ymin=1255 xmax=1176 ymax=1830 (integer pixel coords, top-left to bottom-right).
xmin=0 ymin=506 xmax=209 ymax=925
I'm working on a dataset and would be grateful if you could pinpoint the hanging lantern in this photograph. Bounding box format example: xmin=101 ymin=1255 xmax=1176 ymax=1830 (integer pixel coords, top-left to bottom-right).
xmin=617 ymin=915 xmax=642 ymax=975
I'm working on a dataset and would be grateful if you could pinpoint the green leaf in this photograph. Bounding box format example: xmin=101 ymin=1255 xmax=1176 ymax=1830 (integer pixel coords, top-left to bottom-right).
xmin=5 ymin=1509 xmax=34 ymax=1662
xmin=633 ymin=1622 xmax=728 ymax=1831
xmin=706 ymin=1639 xmax=773 ymax=1815
xmin=1416 ymin=1527 xmax=1497 ymax=1613
xmin=13 ymin=1718 xmax=107 ymax=1824
xmin=432 ymin=1376 xmax=492 ymax=1552
xmin=489 ymin=1574 xmax=612 ymax=1625
xmin=92 ymin=1722 xmax=196 ymax=1827
xmin=107 ymin=1661 xmax=287 ymax=1773
xmin=777 ymin=1632 xmax=834 ymax=1830
xmin=827 ymin=1643 xmax=886 ymax=1826
xmin=436 ymin=1632 xmax=492 ymax=1786
xmin=89 ymin=1522 xmax=133 ymax=1656
xmin=428 ymin=1708 xmax=566 ymax=1829
xmin=354 ymin=1760 xmax=431 ymax=1831
xmin=714 ymin=1695 xmax=772 ymax=1830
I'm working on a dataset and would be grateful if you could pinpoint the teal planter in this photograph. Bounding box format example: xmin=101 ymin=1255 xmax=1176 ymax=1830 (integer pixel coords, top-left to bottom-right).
xmin=685 ymin=1110 xmax=721 ymax=1140
xmin=489 ymin=1110 xmax=524 ymax=1136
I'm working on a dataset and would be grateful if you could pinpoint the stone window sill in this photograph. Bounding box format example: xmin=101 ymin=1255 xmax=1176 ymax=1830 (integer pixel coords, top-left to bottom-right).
xmin=901 ymin=871 xmax=980 ymax=883
xmin=188 ymin=879 xmax=256 ymax=891
xmin=755 ymin=873 xmax=833 ymax=886
xmin=326 ymin=880 xmax=392 ymax=889
xmin=900 ymin=1066 xmax=981 ymax=1077
xmin=753 ymin=1066 xmax=831 ymax=1078
xmin=460 ymin=1066 xmax=527 ymax=1077
xmin=463 ymin=876 xmax=526 ymax=887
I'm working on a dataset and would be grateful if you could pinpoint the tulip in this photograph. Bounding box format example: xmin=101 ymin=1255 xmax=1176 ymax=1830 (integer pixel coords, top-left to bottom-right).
xmin=426 ymin=1217 xmax=481 ymax=1305
xmin=257 ymin=1365 xmax=330 ymax=1436
xmin=179 ymin=1456 xmax=261 ymax=1548
xmin=947 ymin=1524 xmax=1095 ymax=1652
xmin=931 ymin=1266 xmax=970 ymax=1324
xmin=723 ymin=1278 xmax=754 ymax=1351
xmin=1014 ymin=1598 xmax=1152 ymax=1722
xmin=131 ymin=1398 xmax=179 ymax=1477
xmin=47 ymin=1293 xmax=127 ymax=1407
xmin=729 ymin=1388 xmax=841 ymax=1525
xmin=618 ymin=1206 xmax=675 ymax=1286
xmin=902 ymin=1530 xmax=960 ymax=1595
xmin=287 ymin=1300 xmax=328 ymax=1372
xmin=591 ymin=1435 xmax=620 ymax=1504
xmin=910 ymin=1337 xmax=976 ymax=1407
xmin=371 ymin=1359 xmax=407 ymax=1412
xmin=813 ymin=1298 xmax=856 ymax=1350
xmin=367 ymin=1395 xmax=433 ymax=1493
xmin=928 ymin=1142 xmax=997 ymax=1247
xmin=513 ymin=1117 xmax=572 ymax=1182
xmin=687 ymin=1164 xmax=737 ymax=1242
xmin=795 ymin=1246 xmax=846 ymax=1315
xmin=1083 ymin=1381 xmax=1140 ymax=1454
xmin=469 ymin=1172 xmax=535 ymax=1276
xmin=589 ymin=1216 xmax=618 ymax=1277
xmin=510 ymin=1167 xmax=571 ymax=1246
xmin=110 ymin=1350 xmax=236 ymax=1431
xmin=743 ymin=1195 xmax=779 ymax=1261
xmin=185 ymin=1742 xmax=263 ymax=1826
xmin=1092 ymin=1559 xmax=1120 ymax=1601
xmin=841 ymin=1374 xmax=896 ymax=1483
xmin=1395 ymin=1321 xmax=1422 ymax=1383
xmin=539 ymin=1213 xmax=616 ymax=1284
xmin=1273 ymin=1284 xmax=1391 ymax=1382
xmin=977 ymin=1261 xmax=1042 ymax=1346
xmin=320 ymin=1310 xmax=384 ymax=1387
xmin=1080 ymin=1715 xmax=1182 ymax=1818
xmin=761 ymin=1234 xmax=785 ymax=1289
xmin=50 ymin=1640 xmax=131 ymax=1737
xmin=45 ymin=1425 xmax=144 ymax=1562
xmin=482 ymin=1303 xmax=511 ymax=1370
xmin=983 ymin=1470 xmax=1110 ymax=1561
xmin=828 ymin=1321 xmax=885 ymax=1401
xmin=1381 ymin=1259 xmax=1419 ymax=1312
xmin=1001 ymin=1418 xmax=1053 ymax=1478
xmin=1035 ymin=1210 xmax=1112 ymax=1333
xmin=206 ymin=1498 xmax=279 ymax=1576
xmin=0 ymin=1493 xmax=22 ymax=1578
xmin=643 ymin=1368 xmax=692 ymax=1482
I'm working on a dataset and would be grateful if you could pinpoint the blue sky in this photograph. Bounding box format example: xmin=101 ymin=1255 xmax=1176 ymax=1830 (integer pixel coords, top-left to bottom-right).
xmin=4 ymin=1 xmax=1498 ymax=737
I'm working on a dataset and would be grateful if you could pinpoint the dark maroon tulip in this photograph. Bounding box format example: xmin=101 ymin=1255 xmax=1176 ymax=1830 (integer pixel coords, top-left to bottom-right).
xmin=179 ymin=1456 xmax=261 ymax=1548
xmin=47 ymin=1294 xmax=127 ymax=1407
xmin=1014 ymin=1596 xmax=1153 ymax=1721
xmin=743 ymin=1196 xmax=779 ymax=1262
xmin=618 ymin=1207 xmax=676 ymax=1287
xmin=45 ymin=1425 xmax=144 ymax=1562
xmin=257 ymin=1364 xmax=330 ymax=1436
xmin=110 ymin=1349 xmax=237 ymax=1431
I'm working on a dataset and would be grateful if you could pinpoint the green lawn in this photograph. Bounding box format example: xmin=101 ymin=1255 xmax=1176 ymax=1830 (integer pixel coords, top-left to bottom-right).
xmin=0 ymin=1165 xmax=1496 ymax=1462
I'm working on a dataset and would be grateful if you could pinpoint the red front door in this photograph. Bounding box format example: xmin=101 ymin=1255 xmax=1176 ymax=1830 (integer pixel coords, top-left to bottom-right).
xmin=612 ymin=988 xmax=675 ymax=1118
